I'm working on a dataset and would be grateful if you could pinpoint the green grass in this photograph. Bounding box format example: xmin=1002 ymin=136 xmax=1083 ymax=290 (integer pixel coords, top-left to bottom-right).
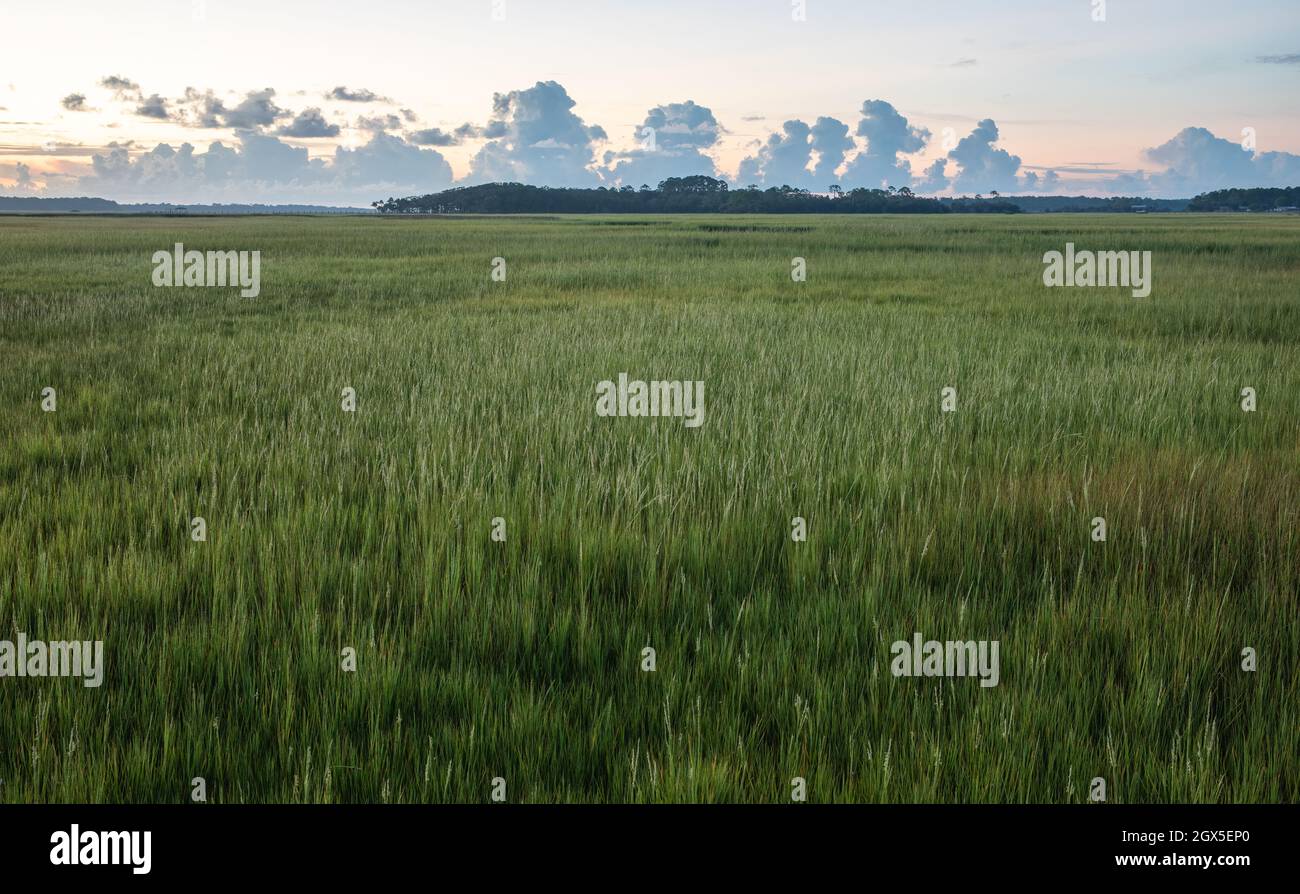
xmin=0 ymin=213 xmax=1296 ymax=803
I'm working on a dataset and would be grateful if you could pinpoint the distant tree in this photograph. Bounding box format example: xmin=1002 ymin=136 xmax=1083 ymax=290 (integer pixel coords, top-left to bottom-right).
xmin=658 ymin=175 xmax=729 ymax=194
xmin=1187 ymin=185 xmax=1300 ymax=212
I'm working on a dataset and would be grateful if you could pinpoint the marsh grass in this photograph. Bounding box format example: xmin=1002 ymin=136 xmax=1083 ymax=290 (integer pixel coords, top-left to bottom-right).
xmin=0 ymin=213 xmax=1296 ymax=802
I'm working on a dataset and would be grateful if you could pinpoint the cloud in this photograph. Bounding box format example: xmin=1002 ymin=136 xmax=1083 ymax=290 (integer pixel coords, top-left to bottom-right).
xmin=99 ymin=75 xmax=140 ymax=98
xmin=606 ymin=100 xmax=721 ymax=186
xmin=947 ymin=118 xmax=1022 ymax=194
xmin=276 ymin=107 xmax=340 ymax=138
xmin=913 ymin=158 xmax=950 ymax=193
xmin=135 ymin=94 xmax=172 ymax=120
xmin=1098 ymin=171 xmax=1156 ymax=194
xmin=29 ymin=77 xmax=1300 ymax=202
xmin=230 ymin=131 xmax=315 ymax=183
xmin=468 ymin=80 xmax=606 ymax=187
xmin=810 ymin=116 xmax=854 ymax=184
xmin=8 ymin=161 xmax=37 ymax=192
xmin=332 ymin=132 xmax=453 ymax=192
xmin=950 ymin=58 xmax=979 ymax=67
xmin=1020 ymin=168 xmax=1060 ymax=192
xmin=736 ymin=115 xmax=852 ymax=190
xmin=641 ymin=100 xmax=718 ymax=151
xmin=222 ymin=89 xmax=287 ymax=129
xmin=59 ymin=130 xmax=452 ymax=205
xmin=407 ymin=127 xmax=460 ymax=146
xmin=328 ymin=86 xmax=390 ymax=103
xmin=172 ymin=88 xmax=289 ymax=130
xmin=356 ymin=113 xmax=402 ymax=133
xmin=737 ymin=119 xmax=812 ymax=188
xmin=1140 ymin=126 xmax=1300 ymax=194
xmin=0 ymin=160 xmax=49 ymax=194
xmin=442 ymin=122 xmax=493 ymax=142
xmin=179 ymin=89 xmax=227 ymax=128
xmin=1256 ymin=54 xmax=1300 ymax=65
xmin=841 ymin=100 xmax=930 ymax=189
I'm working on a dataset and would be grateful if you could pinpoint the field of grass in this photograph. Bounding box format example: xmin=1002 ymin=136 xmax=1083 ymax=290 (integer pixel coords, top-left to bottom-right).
xmin=0 ymin=213 xmax=1296 ymax=803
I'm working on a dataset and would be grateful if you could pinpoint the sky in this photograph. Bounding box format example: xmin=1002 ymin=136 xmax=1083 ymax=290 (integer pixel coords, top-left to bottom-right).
xmin=1 ymin=0 xmax=1298 ymax=204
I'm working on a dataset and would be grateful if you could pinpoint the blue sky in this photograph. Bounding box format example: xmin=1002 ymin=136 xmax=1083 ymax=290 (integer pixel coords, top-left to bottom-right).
xmin=2 ymin=0 xmax=1297 ymax=203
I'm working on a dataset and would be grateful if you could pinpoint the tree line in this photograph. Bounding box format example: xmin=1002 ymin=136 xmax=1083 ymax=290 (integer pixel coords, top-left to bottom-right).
xmin=371 ymin=176 xmax=1022 ymax=215
xmin=1186 ymin=186 xmax=1300 ymax=212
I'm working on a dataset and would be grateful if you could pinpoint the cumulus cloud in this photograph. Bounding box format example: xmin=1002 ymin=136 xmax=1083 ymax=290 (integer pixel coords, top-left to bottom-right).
xmin=467 ymin=81 xmax=606 ymax=186
xmin=31 ymin=77 xmax=1300 ymax=203
xmin=841 ymin=100 xmax=930 ymax=189
xmin=810 ymin=116 xmax=855 ymax=184
xmin=1020 ymin=168 xmax=1060 ymax=192
xmin=222 ymin=89 xmax=287 ymax=129
xmin=179 ymin=88 xmax=227 ymax=128
xmin=606 ymin=100 xmax=721 ymax=186
xmin=5 ymin=161 xmax=38 ymax=192
xmin=173 ymin=88 xmax=289 ymax=130
xmin=407 ymin=127 xmax=460 ymax=147
xmin=99 ymin=75 xmax=140 ymax=98
xmin=1087 ymin=170 xmax=1155 ymax=195
xmin=60 ymin=130 xmax=452 ymax=205
xmin=356 ymin=113 xmax=402 ymax=133
xmin=914 ymin=158 xmax=950 ymax=193
xmin=736 ymin=119 xmax=813 ymax=188
xmin=225 ymin=131 xmax=313 ymax=183
xmin=332 ymin=132 xmax=453 ymax=191
xmin=328 ymin=86 xmax=391 ymax=103
xmin=1140 ymin=126 xmax=1300 ymax=194
xmin=947 ymin=118 xmax=1022 ymax=194
xmin=736 ymin=115 xmax=854 ymax=190
xmin=135 ymin=94 xmax=172 ymax=120
xmin=277 ymin=107 xmax=340 ymax=138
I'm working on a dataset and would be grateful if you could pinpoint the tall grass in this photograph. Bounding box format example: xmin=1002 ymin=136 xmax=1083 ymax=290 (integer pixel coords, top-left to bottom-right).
xmin=0 ymin=213 xmax=1296 ymax=802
